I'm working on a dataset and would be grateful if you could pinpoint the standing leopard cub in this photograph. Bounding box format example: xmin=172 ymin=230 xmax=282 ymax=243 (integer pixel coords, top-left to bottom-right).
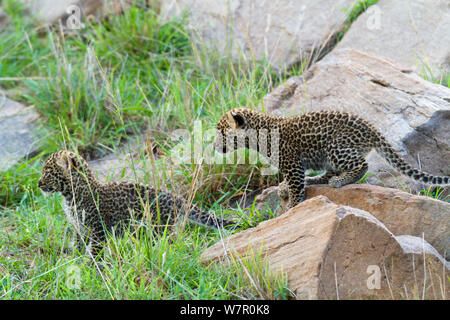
xmin=215 ymin=108 xmax=449 ymax=209
xmin=38 ymin=150 xmax=236 ymax=255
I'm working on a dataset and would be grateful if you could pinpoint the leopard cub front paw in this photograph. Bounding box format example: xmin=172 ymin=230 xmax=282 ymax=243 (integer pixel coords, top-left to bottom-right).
xmin=329 ymin=177 xmax=343 ymax=188
xmin=277 ymin=181 xmax=289 ymax=200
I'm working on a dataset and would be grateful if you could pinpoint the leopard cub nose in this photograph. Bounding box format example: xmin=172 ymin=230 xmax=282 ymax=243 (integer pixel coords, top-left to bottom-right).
xmin=38 ymin=179 xmax=47 ymax=191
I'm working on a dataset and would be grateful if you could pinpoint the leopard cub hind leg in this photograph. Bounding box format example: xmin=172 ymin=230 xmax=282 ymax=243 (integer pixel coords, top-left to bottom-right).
xmin=280 ymin=170 xmax=333 ymax=201
xmin=281 ymin=160 xmax=307 ymax=209
xmin=278 ymin=171 xmax=333 ymax=213
xmin=305 ymin=171 xmax=335 ymax=185
xmin=328 ymin=152 xmax=369 ymax=188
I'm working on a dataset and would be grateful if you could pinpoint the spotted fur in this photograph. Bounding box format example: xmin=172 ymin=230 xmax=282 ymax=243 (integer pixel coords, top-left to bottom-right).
xmin=215 ymin=108 xmax=449 ymax=209
xmin=38 ymin=150 xmax=235 ymax=254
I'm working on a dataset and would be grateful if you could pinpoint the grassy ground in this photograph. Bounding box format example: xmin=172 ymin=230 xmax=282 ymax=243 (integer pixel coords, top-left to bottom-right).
xmin=0 ymin=0 xmax=297 ymax=299
xmin=0 ymin=1 xmax=448 ymax=300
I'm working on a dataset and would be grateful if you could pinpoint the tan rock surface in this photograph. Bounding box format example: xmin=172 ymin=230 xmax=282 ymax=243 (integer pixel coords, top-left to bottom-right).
xmin=202 ymin=196 xmax=450 ymax=299
xmin=203 ymin=196 xmax=347 ymax=299
xmin=255 ymin=184 xmax=450 ymax=261
xmin=307 ymin=184 xmax=450 ymax=261
xmin=318 ymin=209 xmax=449 ymax=300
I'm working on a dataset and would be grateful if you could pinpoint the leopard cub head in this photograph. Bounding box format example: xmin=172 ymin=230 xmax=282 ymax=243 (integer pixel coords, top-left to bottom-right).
xmin=38 ymin=150 xmax=90 ymax=193
xmin=214 ymin=108 xmax=249 ymax=154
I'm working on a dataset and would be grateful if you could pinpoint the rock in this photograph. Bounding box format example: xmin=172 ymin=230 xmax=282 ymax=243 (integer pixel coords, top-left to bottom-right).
xmin=307 ymin=184 xmax=450 ymax=261
xmin=161 ymin=0 xmax=354 ymax=69
xmin=255 ymin=184 xmax=450 ymax=261
xmin=254 ymin=185 xmax=285 ymax=213
xmin=88 ymin=151 xmax=137 ymax=182
xmin=19 ymin=0 xmax=124 ymax=25
xmin=336 ymin=0 xmax=450 ymax=80
xmin=402 ymin=110 xmax=450 ymax=184
xmin=0 ymin=91 xmax=42 ymax=171
xmin=86 ymin=131 xmax=175 ymax=190
xmin=201 ymin=196 xmax=450 ymax=299
xmin=260 ymin=48 xmax=450 ymax=191
xmin=88 ymin=136 xmax=156 ymax=182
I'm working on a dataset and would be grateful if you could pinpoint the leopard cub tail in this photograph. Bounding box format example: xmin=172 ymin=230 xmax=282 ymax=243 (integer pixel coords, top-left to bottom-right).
xmin=156 ymin=190 xmax=238 ymax=230
xmin=187 ymin=205 xmax=238 ymax=229
xmin=374 ymin=134 xmax=449 ymax=185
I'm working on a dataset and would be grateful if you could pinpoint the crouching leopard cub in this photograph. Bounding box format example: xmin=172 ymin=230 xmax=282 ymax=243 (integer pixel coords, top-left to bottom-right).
xmin=215 ymin=108 xmax=449 ymax=209
xmin=38 ymin=150 xmax=236 ymax=255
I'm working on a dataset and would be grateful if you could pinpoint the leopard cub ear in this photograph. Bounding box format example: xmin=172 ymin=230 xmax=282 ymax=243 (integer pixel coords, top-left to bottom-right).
xmin=55 ymin=151 xmax=78 ymax=173
xmin=228 ymin=110 xmax=246 ymax=129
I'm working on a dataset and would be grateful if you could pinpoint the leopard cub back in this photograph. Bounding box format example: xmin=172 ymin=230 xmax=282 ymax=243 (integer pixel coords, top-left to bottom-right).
xmin=215 ymin=108 xmax=449 ymax=209
xmin=38 ymin=150 xmax=236 ymax=254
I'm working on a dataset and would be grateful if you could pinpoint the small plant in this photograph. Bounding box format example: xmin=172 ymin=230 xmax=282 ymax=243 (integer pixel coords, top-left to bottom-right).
xmin=336 ymin=0 xmax=380 ymax=42
xmin=0 ymin=156 xmax=42 ymax=208
xmin=418 ymin=186 xmax=449 ymax=202
xmin=221 ymin=201 xmax=277 ymax=230
xmin=224 ymin=245 xmax=293 ymax=300
xmin=418 ymin=61 xmax=450 ymax=87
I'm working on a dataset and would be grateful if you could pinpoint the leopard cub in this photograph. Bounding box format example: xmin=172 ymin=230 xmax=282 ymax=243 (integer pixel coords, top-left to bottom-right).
xmin=215 ymin=108 xmax=449 ymax=209
xmin=38 ymin=150 xmax=236 ymax=254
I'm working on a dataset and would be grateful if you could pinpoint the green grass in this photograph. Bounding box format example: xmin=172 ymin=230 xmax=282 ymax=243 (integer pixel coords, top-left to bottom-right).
xmin=1 ymin=0 xmax=297 ymax=156
xmin=418 ymin=186 xmax=449 ymax=203
xmin=0 ymin=150 xmax=289 ymax=299
xmin=0 ymin=1 xmax=50 ymax=90
xmin=0 ymin=156 xmax=42 ymax=208
xmin=418 ymin=62 xmax=450 ymax=87
xmin=19 ymin=4 xmax=192 ymax=154
xmin=0 ymin=1 xmax=295 ymax=299
xmin=336 ymin=0 xmax=380 ymax=42
xmin=1 ymin=0 xmax=447 ymax=300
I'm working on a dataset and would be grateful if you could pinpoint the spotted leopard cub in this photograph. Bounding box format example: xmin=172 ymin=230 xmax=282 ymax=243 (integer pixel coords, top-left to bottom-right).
xmin=38 ymin=150 xmax=235 ymax=255
xmin=215 ymin=108 xmax=449 ymax=209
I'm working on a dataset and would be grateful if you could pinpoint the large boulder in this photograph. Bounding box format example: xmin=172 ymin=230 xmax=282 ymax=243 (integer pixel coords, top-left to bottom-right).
xmin=260 ymin=49 xmax=450 ymax=191
xmin=335 ymin=0 xmax=450 ymax=80
xmin=0 ymin=92 xmax=42 ymax=171
xmin=307 ymin=184 xmax=450 ymax=261
xmin=202 ymin=196 xmax=450 ymax=299
xmin=255 ymin=184 xmax=450 ymax=261
xmin=161 ymin=0 xmax=354 ymax=69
